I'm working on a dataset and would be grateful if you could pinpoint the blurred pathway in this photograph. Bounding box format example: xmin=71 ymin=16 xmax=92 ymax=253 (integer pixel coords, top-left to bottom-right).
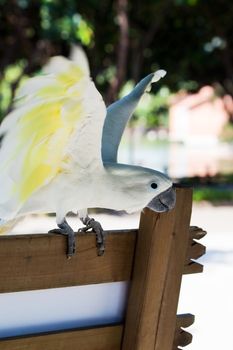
xmin=179 ymin=203 xmax=233 ymax=350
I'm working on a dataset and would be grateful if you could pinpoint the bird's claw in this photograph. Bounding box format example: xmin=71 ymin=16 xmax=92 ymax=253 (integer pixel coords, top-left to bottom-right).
xmin=49 ymin=220 xmax=76 ymax=258
xmin=78 ymin=226 xmax=89 ymax=234
xmin=80 ymin=217 xmax=105 ymax=256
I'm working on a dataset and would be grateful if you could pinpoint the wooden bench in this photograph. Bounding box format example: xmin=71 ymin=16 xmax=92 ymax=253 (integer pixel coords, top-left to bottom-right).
xmin=0 ymin=187 xmax=206 ymax=349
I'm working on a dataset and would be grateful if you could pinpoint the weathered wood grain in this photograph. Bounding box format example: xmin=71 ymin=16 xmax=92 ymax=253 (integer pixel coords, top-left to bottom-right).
xmin=0 ymin=314 xmax=193 ymax=350
xmin=153 ymin=188 xmax=193 ymax=350
xmin=0 ymin=324 xmax=123 ymax=350
xmin=121 ymin=206 xmax=176 ymax=350
xmin=122 ymin=187 xmax=193 ymax=350
xmin=0 ymin=223 xmax=206 ymax=294
xmin=0 ymin=230 xmax=136 ymax=293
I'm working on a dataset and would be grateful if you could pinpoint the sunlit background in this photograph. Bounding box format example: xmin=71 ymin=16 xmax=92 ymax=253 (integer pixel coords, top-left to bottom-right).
xmin=0 ymin=0 xmax=233 ymax=349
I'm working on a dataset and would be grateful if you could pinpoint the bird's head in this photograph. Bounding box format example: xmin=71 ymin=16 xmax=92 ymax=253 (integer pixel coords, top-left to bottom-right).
xmin=103 ymin=163 xmax=176 ymax=213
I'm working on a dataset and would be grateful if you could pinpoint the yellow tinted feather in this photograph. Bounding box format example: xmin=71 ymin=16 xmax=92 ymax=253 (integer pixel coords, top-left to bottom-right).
xmin=8 ymin=64 xmax=85 ymax=202
xmin=0 ymin=56 xmax=106 ymax=220
xmin=16 ymin=101 xmax=79 ymax=201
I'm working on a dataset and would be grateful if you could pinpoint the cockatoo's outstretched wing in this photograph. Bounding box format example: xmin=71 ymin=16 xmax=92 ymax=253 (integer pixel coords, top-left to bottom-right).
xmin=0 ymin=56 xmax=106 ymax=216
xmin=69 ymin=44 xmax=90 ymax=76
xmin=101 ymin=70 xmax=166 ymax=163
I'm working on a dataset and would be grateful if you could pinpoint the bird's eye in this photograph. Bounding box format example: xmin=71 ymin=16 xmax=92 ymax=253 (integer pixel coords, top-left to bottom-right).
xmin=150 ymin=182 xmax=158 ymax=189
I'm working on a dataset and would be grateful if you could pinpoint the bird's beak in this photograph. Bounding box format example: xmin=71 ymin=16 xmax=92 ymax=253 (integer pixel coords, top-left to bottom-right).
xmin=146 ymin=186 xmax=176 ymax=213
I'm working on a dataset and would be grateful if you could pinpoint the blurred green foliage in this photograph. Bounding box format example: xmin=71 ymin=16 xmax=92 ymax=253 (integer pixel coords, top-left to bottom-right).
xmin=120 ymin=81 xmax=170 ymax=127
xmin=0 ymin=0 xmax=232 ymax=125
xmin=0 ymin=60 xmax=27 ymax=115
xmin=39 ymin=0 xmax=93 ymax=44
xmin=220 ymin=122 xmax=233 ymax=142
xmin=193 ymin=187 xmax=233 ymax=202
xmin=0 ymin=0 xmax=95 ymax=118
xmin=179 ymin=173 xmax=233 ymax=202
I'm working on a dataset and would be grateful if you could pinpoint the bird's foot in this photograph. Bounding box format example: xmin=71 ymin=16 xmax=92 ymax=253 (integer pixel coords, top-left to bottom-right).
xmin=49 ymin=220 xmax=76 ymax=258
xmin=79 ymin=217 xmax=105 ymax=256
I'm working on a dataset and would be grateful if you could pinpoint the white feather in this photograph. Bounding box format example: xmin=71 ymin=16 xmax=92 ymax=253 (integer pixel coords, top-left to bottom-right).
xmin=69 ymin=44 xmax=90 ymax=76
xmin=0 ymin=56 xmax=107 ymax=221
xmin=145 ymin=69 xmax=167 ymax=92
xmin=152 ymin=69 xmax=167 ymax=82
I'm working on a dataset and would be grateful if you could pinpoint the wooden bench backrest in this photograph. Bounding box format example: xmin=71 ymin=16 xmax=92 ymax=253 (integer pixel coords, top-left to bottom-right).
xmin=0 ymin=187 xmax=206 ymax=350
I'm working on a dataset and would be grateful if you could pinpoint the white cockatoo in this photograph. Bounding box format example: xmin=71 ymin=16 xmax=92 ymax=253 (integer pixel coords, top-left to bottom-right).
xmin=0 ymin=50 xmax=175 ymax=257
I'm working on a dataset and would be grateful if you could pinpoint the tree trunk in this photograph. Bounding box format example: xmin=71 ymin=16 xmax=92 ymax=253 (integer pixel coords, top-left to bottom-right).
xmin=107 ymin=0 xmax=129 ymax=104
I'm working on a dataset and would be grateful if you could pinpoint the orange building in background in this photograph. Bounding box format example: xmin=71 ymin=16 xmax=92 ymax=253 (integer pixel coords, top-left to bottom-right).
xmin=169 ymin=86 xmax=230 ymax=145
xmin=168 ymin=87 xmax=232 ymax=177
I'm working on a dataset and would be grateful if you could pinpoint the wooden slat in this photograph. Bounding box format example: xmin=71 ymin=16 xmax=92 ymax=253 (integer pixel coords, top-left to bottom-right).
xmin=176 ymin=314 xmax=195 ymax=329
xmin=189 ymin=226 xmax=207 ymax=240
xmin=173 ymin=314 xmax=195 ymax=349
xmin=0 ymin=188 xmax=206 ymax=349
xmin=184 ymin=261 xmax=203 ymax=274
xmin=122 ymin=208 xmax=176 ymax=350
xmin=173 ymin=330 xmax=193 ymax=349
xmin=184 ymin=225 xmax=206 ymax=275
xmin=122 ymin=187 xmax=193 ymax=350
xmin=0 ymin=314 xmax=194 ymax=350
xmin=0 ymin=324 xmax=123 ymax=350
xmin=0 ymin=223 xmax=206 ymax=294
xmin=186 ymin=241 xmax=206 ymax=262
xmin=0 ymin=230 xmax=136 ymax=293
xmin=153 ymin=188 xmax=193 ymax=350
